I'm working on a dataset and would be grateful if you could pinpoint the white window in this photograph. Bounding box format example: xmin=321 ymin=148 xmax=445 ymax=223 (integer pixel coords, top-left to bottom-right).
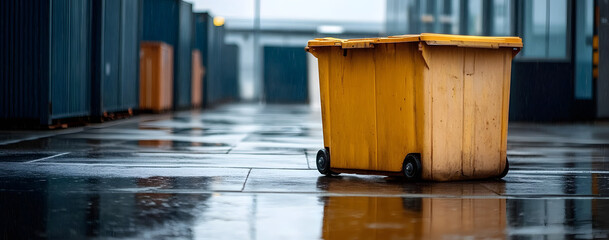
xmin=520 ymin=0 xmax=568 ymax=59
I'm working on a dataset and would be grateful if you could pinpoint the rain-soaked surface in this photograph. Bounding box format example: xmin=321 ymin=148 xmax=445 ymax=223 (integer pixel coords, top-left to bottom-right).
xmin=2 ymin=104 xmax=609 ymax=239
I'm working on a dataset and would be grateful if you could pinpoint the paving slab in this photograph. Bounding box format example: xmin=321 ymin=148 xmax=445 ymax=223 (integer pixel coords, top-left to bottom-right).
xmin=1 ymin=103 xmax=609 ymax=239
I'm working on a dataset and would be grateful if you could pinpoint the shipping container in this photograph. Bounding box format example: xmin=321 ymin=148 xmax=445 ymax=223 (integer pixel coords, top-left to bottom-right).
xmin=194 ymin=12 xmax=230 ymax=108
xmin=0 ymin=0 xmax=92 ymax=127
xmin=263 ymin=46 xmax=308 ymax=103
xmin=142 ymin=0 xmax=193 ymax=109
xmin=193 ymin=13 xmax=213 ymax=107
xmin=91 ymin=0 xmax=142 ymax=119
xmin=221 ymin=44 xmax=240 ymax=102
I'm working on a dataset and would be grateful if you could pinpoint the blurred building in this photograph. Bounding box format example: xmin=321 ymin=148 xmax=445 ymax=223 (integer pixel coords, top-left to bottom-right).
xmin=386 ymin=0 xmax=606 ymax=122
xmin=224 ymin=19 xmax=382 ymax=108
xmin=188 ymin=0 xmax=386 ymax=108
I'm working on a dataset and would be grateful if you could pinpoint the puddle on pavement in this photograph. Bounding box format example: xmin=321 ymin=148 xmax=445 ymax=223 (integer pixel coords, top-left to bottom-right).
xmin=0 ymin=138 xmax=119 ymax=152
xmin=0 ymin=152 xmax=58 ymax=162
xmin=135 ymin=140 xmax=229 ymax=149
xmin=2 ymin=177 xmax=609 ymax=240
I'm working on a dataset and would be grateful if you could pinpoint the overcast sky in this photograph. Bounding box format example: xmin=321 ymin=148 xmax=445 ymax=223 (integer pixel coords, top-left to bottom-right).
xmin=184 ymin=0 xmax=386 ymax=23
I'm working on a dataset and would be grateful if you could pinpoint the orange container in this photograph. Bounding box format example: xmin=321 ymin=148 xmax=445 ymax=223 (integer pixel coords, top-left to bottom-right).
xmin=191 ymin=50 xmax=204 ymax=108
xmin=140 ymin=42 xmax=173 ymax=112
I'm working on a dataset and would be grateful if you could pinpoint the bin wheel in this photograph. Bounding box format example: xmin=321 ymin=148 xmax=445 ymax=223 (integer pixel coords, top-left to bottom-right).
xmin=498 ymin=157 xmax=509 ymax=179
xmin=402 ymin=154 xmax=422 ymax=180
xmin=316 ymin=148 xmax=332 ymax=175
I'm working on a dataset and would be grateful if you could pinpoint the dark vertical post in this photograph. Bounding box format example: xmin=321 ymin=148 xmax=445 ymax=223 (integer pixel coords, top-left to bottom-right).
xmin=460 ymin=0 xmax=469 ymax=34
xmin=597 ymin=0 xmax=609 ymax=117
xmin=443 ymin=0 xmax=453 ymax=33
xmin=40 ymin=0 xmax=52 ymax=126
xmin=409 ymin=0 xmax=421 ymax=34
xmin=512 ymin=0 xmax=519 ymax=36
xmin=482 ymin=0 xmax=493 ymax=35
xmin=254 ymin=0 xmax=261 ymax=102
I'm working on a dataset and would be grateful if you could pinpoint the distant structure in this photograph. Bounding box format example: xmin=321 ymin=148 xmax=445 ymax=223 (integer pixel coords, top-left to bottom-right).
xmin=386 ymin=0 xmax=606 ymax=122
xmin=223 ymin=19 xmax=383 ymax=104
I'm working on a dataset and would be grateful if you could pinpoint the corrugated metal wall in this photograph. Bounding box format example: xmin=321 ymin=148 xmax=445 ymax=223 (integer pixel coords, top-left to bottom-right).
xmin=2 ymin=0 xmax=236 ymax=127
xmin=92 ymin=0 xmax=141 ymax=117
xmin=120 ymin=0 xmax=142 ymax=111
xmin=142 ymin=0 xmax=193 ymax=109
xmin=221 ymin=44 xmax=240 ymax=102
xmin=194 ymin=13 xmax=213 ymax=107
xmin=50 ymin=0 xmax=91 ymax=120
xmin=194 ymin=13 xmax=231 ymax=108
xmin=0 ymin=0 xmax=91 ymax=126
xmin=176 ymin=1 xmax=194 ymax=109
xmin=263 ymin=46 xmax=308 ymax=103
xmin=0 ymin=0 xmax=49 ymax=120
xmin=209 ymin=25 xmax=226 ymax=105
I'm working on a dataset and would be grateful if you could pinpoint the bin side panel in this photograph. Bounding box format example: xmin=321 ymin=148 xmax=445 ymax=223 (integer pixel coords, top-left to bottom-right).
xmin=419 ymin=46 xmax=433 ymax=180
xmin=499 ymin=50 xmax=512 ymax=174
xmin=316 ymin=48 xmax=332 ymax=149
xmin=373 ymin=43 xmax=421 ymax=172
xmin=426 ymin=46 xmax=465 ymax=181
xmin=424 ymin=46 xmax=512 ymax=181
xmin=329 ymin=48 xmax=377 ymax=170
xmin=467 ymin=48 xmax=507 ymax=178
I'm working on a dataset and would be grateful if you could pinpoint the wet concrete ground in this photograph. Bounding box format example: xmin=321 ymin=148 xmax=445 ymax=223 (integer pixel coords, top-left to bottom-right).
xmin=2 ymin=104 xmax=609 ymax=239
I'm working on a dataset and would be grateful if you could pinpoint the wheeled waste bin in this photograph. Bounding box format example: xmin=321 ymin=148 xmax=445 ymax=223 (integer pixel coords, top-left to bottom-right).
xmin=306 ymin=33 xmax=522 ymax=181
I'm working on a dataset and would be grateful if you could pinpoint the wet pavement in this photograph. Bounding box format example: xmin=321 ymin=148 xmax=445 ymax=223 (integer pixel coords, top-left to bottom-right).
xmin=2 ymin=104 xmax=609 ymax=239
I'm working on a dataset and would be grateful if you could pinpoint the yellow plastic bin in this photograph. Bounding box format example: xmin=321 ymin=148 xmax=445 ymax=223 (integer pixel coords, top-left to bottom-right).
xmin=306 ymin=33 xmax=522 ymax=181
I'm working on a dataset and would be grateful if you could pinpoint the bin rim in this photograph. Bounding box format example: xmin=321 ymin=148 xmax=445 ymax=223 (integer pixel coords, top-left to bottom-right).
xmin=306 ymin=33 xmax=523 ymax=49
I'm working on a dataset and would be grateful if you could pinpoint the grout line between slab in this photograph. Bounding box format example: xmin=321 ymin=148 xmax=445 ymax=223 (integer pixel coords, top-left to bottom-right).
xmin=88 ymin=190 xmax=609 ymax=200
xmin=304 ymin=150 xmax=311 ymax=169
xmin=241 ymin=168 xmax=252 ymax=191
xmin=25 ymin=152 xmax=71 ymax=163
xmin=0 ymin=129 xmax=84 ymax=146
xmin=479 ymin=183 xmax=502 ymax=196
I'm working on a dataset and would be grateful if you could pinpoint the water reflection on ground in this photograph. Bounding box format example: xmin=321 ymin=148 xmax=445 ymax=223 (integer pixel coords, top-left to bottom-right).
xmin=1 ymin=104 xmax=609 ymax=239
xmin=3 ymin=179 xmax=609 ymax=239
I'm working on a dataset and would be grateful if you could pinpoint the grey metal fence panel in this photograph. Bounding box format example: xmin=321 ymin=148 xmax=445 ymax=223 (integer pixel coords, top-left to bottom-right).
xmin=0 ymin=0 xmax=91 ymax=126
xmin=92 ymin=0 xmax=140 ymax=117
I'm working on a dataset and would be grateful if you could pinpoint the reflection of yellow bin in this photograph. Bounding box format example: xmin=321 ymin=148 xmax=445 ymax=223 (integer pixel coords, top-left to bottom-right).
xmin=307 ymin=34 xmax=522 ymax=181
xmin=322 ymin=197 xmax=506 ymax=239
xmin=319 ymin=179 xmax=507 ymax=239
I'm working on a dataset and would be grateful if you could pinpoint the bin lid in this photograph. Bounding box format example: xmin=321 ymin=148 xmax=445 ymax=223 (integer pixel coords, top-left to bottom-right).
xmin=307 ymin=33 xmax=522 ymax=49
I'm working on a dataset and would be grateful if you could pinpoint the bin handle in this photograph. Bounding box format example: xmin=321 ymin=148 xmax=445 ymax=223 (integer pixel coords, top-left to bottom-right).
xmin=341 ymin=40 xmax=375 ymax=49
xmin=418 ymin=42 xmax=431 ymax=69
xmin=424 ymin=40 xmax=500 ymax=49
xmin=512 ymin=47 xmax=522 ymax=58
xmin=305 ymin=46 xmax=319 ymax=58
